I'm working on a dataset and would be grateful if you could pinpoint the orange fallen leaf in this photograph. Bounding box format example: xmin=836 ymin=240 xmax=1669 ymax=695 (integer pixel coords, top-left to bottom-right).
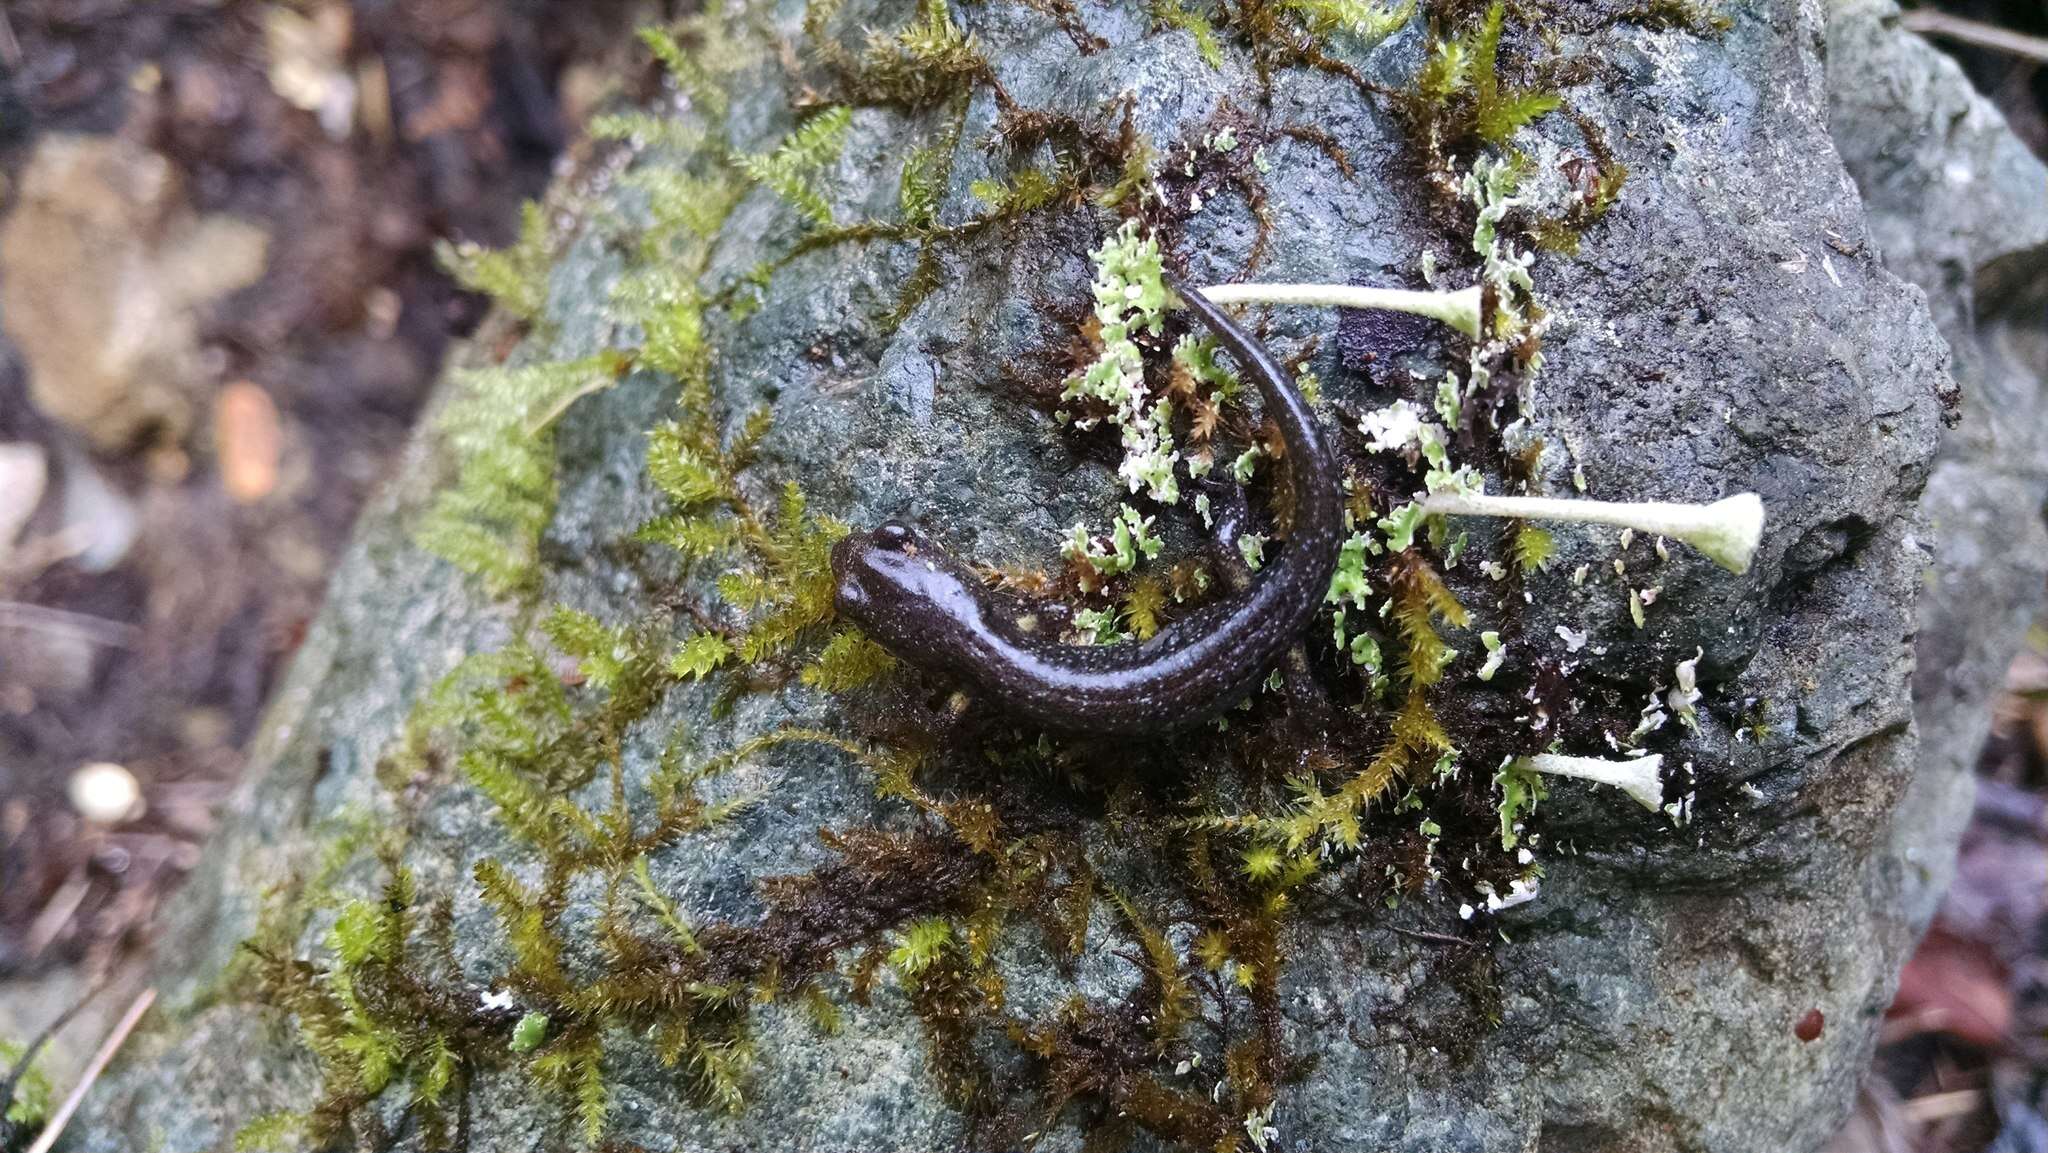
xmin=216 ymin=382 xmax=281 ymax=504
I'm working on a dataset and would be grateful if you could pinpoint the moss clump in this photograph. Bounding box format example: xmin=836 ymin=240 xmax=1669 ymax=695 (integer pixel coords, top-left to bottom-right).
xmin=1624 ymin=0 xmax=1730 ymax=33
xmin=1 ymin=1035 xmax=54 ymax=1150
xmin=439 ymin=202 xmax=556 ymax=326
xmin=417 ymin=355 xmax=629 ymax=597
xmin=1393 ymin=1 xmax=1562 ymax=201
xmin=807 ymin=0 xmax=1005 ymax=111
xmin=1153 ymin=0 xmax=1229 ymax=69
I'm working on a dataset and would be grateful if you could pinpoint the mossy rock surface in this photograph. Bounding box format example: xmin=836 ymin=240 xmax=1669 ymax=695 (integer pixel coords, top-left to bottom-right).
xmin=64 ymin=2 xmax=2048 ymax=1152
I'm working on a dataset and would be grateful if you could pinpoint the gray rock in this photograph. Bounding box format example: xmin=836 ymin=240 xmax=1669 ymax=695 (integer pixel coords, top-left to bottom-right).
xmin=64 ymin=3 xmax=2029 ymax=1152
xmin=1825 ymin=0 xmax=2048 ymax=937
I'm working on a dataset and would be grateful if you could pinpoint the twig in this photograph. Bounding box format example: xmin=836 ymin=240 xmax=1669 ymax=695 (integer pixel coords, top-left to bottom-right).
xmin=1901 ymin=9 xmax=2048 ymax=64
xmin=1391 ymin=926 xmax=1480 ymax=948
xmin=24 ymin=987 xmax=157 ymax=1153
xmin=0 ymin=601 xmax=142 ymax=648
xmin=1900 ymin=1087 xmax=1985 ymax=1124
xmin=0 ymin=524 xmax=96 ymax=587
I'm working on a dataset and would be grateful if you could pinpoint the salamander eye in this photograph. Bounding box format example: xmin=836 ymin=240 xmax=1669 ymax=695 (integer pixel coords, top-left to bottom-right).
xmin=874 ymin=522 xmax=915 ymax=550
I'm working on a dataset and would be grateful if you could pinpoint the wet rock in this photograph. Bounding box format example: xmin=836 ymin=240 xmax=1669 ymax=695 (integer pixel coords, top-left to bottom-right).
xmin=1826 ymin=0 xmax=2048 ymax=934
xmin=0 ymin=134 xmax=269 ymax=451
xmin=62 ymin=5 xmax=2029 ymax=1153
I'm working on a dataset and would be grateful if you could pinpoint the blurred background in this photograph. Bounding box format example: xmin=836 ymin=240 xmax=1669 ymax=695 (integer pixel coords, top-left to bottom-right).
xmin=0 ymin=2 xmax=2041 ymax=1150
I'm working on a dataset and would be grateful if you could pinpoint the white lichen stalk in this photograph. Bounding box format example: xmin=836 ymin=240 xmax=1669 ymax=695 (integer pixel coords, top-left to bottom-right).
xmin=1194 ymin=282 xmax=1486 ymax=340
xmin=1518 ymin=753 xmax=1664 ymax=812
xmin=1421 ymin=492 xmax=1764 ymax=574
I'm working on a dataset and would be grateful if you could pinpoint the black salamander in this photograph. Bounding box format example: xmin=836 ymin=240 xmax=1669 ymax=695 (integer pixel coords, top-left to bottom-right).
xmin=829 ymin=273 xmax=1343 ymax=734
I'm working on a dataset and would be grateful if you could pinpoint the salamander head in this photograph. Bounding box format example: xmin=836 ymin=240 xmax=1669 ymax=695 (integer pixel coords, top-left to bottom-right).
xmin=831 ymin=522 xmax=985 ymax=654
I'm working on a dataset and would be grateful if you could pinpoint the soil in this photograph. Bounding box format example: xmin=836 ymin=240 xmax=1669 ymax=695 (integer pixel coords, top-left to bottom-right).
xmin=0 ymin=0 xmax=663 ymax=978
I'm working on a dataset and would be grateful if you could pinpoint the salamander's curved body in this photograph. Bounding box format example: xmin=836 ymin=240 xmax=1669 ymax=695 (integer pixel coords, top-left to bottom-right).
xmin=830 ymin=273 xmax=1344 ymax=734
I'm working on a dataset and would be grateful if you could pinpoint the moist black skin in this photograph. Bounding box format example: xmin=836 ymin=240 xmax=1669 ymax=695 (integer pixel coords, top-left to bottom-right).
xmin=830 ymin=272 xmax=1345 ymax=735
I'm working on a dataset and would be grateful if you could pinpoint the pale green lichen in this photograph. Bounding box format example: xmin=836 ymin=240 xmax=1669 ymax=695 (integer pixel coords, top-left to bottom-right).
xmin=510 ymin=1013 xmax=551 ymax=1053
xmin=1325 ymin=532 xmax=1373 ymax=608
xmin=1172 ymin=332 xmax=1241 ymax=405
xmin=1357 ymin=399 xmax=1428 ymax=453
xmin=1476 ymin=631 xmax=1504 ymax=681
xmin=1377 ymin=502 xmax=1426 ymax=552
xmin=1230 ymin=445 xmax=1261 ymax=483
xmin=1064 ymin=222 xmax=1180 ymax=503
xmin=1669 ymin=648 xmax=1704 ymax=731
xmin=1420 ymin=492 xmax=1765 ymax=574
xmin=1514 ymin=752 xmax=1665 ymax=812
xmin=1065 ymin=503 xmax=1164 ymax=579
xmin=1460 ymin=154 xmax=1545 ymax=410
xmin=1195 ymin=281 xmax=1482 ymax=340
xmin=1073 ymin=606 xmax=1131 ymax=644
xmin=1492 ymin=759 xmax=1546 ymax=850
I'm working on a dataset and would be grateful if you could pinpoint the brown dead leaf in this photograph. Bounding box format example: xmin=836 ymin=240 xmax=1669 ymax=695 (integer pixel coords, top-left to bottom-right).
xmin=215 ymin=382 xmax=282 ymax=504
xmin=1888 ymin=926 xmax=2012 ymax=1049
xmin=1187 ymin=394 xmax=1219 ymax=443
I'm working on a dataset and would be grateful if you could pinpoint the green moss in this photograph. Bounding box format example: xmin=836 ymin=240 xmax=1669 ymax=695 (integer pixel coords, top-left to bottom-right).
xmin=801 ymin=630 xmax=899 ymax=692
xmin=1394 ymin=1 xmax=1564 ymax=199
xmin=1530 ymin=115 xmax=1630 ymax=253
xmin=1152 ymin=0 xmax=1227 ymax=68
xmin=1467 ymin=3 xmax=1560 ymax=144
xmin=1 ymin=1037 xmax=53 ymax=1134
xmin=240 ymin=869 xmax=478 ymax=1149
xmin=438 ymin=202 xmax=555 ymax=325
xmin=735 ymin=107 xmax=855 ymax=228
xmin=233 ymin=1112 xmax=310 ymax=1153
xmin=1282 ymin=0 xmax=1412 ymax=46
xmin=808 ymin=0 xmax=1000 ymax=110
xmin=1624 ymin=0 xmax=1730 ymax=33
xmin=417 ymin=355 xmax=628 ymax=598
